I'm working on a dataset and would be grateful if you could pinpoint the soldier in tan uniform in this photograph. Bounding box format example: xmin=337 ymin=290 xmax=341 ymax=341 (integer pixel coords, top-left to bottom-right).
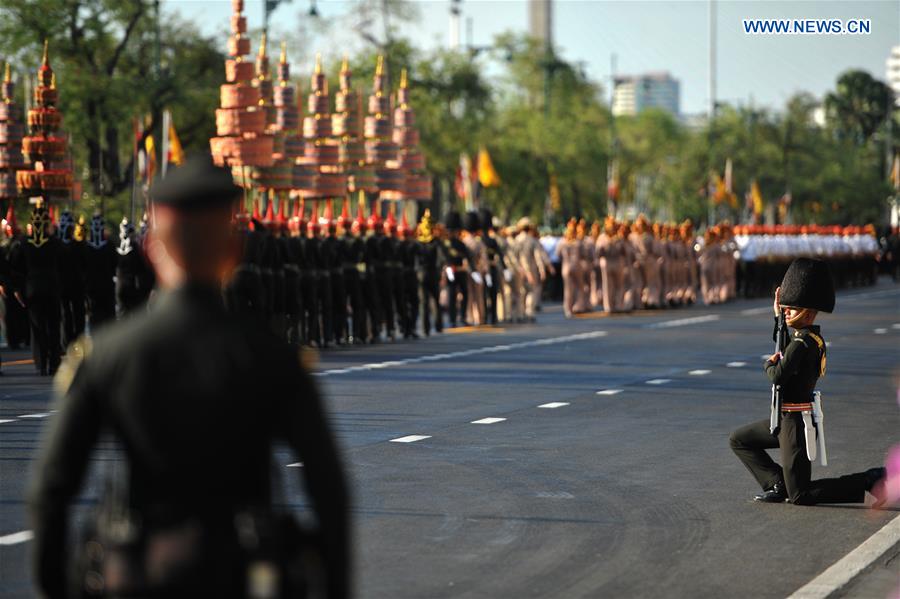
xmin=515 ymin=218 xmax=542 ymax=322
xmin=462 ymin=211 xmax=487 ymax=325
xmin=589 ymin=221 xmax=603 ymax=309
xmin=699 ymin=226 xmax=721 ymax=305
xmin=501 ymin=226 xmax=524 ymax=322
xmin=559 ymin=218 xmax=582 ymax=318
xmin=597 ymin=217 xmax=626 ymax=312
xmin=630 ymin=215 xmax=662 ymax=309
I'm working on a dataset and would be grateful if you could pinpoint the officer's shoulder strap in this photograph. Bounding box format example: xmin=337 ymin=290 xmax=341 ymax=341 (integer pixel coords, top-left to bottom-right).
xmin=805 ymin=331 xmax=827 ymax=377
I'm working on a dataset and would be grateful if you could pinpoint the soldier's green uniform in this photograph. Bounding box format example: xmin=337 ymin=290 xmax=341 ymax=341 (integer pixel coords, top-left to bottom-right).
xmin=729 ymin=258 xmax=885 ymax=506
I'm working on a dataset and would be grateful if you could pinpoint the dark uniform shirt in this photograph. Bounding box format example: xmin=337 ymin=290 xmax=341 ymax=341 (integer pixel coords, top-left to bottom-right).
xmin=28 ymin=283 xmax=350 ymax=598
xmin=765 ymin=324 xmax=826 ymax=404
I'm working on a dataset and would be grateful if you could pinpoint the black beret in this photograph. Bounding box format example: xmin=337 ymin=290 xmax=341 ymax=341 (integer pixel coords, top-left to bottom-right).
xmin=151 ymin=154 xmax=242 ymax=211
xmin=780 ymin=258 xmax=835 ymax=313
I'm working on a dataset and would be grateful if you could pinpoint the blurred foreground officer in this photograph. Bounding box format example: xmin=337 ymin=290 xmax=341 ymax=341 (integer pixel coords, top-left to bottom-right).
xmin=29 ymin=156 xmax=350 ymax=599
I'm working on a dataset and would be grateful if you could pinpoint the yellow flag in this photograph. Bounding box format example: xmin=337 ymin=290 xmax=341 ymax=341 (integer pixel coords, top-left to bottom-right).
xmin=144 ymin=134 xmax=156 ymax=182
xmin=549 ymin=173 xmax=561 ymax=211
xmin=751 ymin=180 xmax=764 ymax=216
xmin=477 ymin=146 xmax=501 ymax=188
xmin=168 ymin=121 xmax=185 ymax=166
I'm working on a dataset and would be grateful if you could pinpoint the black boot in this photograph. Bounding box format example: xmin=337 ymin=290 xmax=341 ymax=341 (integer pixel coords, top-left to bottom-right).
xmin=754 ymin=481 xmax=787 ymax=503
xmin=864 ymin=467 xmax=887 ymax=508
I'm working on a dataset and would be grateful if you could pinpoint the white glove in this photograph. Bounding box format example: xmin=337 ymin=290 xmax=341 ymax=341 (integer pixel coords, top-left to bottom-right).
xmin=504 ymin=269 xmax=513 ymax=283
xmin=485 ymin=274 xmax=493 ymax=288
xmin=445 ymin=266 xmax=455 ymax=283
xmin=471 ymin=271 xmax=483 ymax=286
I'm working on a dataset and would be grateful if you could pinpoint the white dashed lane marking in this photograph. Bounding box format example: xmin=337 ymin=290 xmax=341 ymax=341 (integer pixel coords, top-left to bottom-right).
xmin=727 ymin=362 xmax=747 ymax=368
xmin=740 ymin=307 xmax=772 ymax=316
xmin=874 ymin=328 xmax=887 ymax=335
xmin=538 ymin=402 xmax=569 ymax=409
xmin=645 ymin=314 xmax=720 ymax=329
xmin=0 ymin=420 xmax=15 ymax=425
xmin=286 ymin=462 xmax=304 ymax=468
xmin=596 ymin=389 xmax=623 ymax=396
xmin=389 ymin=435 xmax=432 ymax=443
xmin=18 ymin=413 xmax=50 ymax=419
xmin=0 ymin=530 xmax=33 ymax=546
xmin=645 ymin=379 xmax=672 ymax=385
xmin=313 ymin=330 xmax=608 ymax=377
xmin=689 ymin=369 xmax=711 ymax=376
xmin=471 ymin=417 xmax=506 ymax=425
xmin=892 ymin=323 xmax=900 ymax=329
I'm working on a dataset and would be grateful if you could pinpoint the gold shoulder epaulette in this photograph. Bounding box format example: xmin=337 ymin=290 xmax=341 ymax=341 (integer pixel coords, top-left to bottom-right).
xmin=53 ymin=334 xmax=93 ymax=396
xmin=806 ymin=331 xmax=827 ymax=377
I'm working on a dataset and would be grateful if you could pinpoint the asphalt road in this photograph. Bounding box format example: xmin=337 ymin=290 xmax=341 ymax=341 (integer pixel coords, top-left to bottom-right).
xmin=1 ymin=281 xmax=898 ymax=598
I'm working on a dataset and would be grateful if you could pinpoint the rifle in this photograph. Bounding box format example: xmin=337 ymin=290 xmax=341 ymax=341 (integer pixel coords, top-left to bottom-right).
xmin=769 ymin=308 xmax=788 ymax=434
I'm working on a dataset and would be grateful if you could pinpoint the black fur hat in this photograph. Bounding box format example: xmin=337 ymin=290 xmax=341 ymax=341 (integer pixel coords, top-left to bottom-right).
xmin=780 ymin=258 xmax=835 ymax=313
xmin=479 ymin=208 xmax=494 ymax=232
xmin=444 ymin=211 xmax=462 ymax=231
xmin=463 ymin=210 xmax=481 ymax=233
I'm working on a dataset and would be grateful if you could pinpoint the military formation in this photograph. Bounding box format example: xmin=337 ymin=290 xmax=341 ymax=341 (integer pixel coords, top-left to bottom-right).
xmin=0 ymin=201 xmax=560 ymax=374
xmin=557 ymin=215 xmax=706 ymax=317
xmin=1 ymin=199 xmax=891 ymax=375
xmin=556 ymin=217 xmax=886 ymax=318
xmin=225 ymin=201 xmax=556 ymax=350
xmin=0 ymin=206 xmax=154 ymax=376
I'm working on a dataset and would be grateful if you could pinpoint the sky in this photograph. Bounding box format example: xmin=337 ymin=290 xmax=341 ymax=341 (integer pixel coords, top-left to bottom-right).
xmin=163 ymin=0 xmax=900 ymax=115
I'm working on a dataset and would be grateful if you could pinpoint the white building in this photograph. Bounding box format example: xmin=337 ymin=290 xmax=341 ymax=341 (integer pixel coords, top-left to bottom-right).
xmin=612 ymin=72 xmax=680 ymax=117
xmin=887 ymin=45 xmax=900 ymax=107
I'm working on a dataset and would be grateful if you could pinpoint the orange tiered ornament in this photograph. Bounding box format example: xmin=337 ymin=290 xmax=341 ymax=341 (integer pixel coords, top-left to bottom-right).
xmin=0 ymin=63 xmax=25 ymax=207
xmin=295 ymin=54 xmax=347 ymax=199
xmin=210 ymin=0 xmax=274 ymax=173
xmin=392 ymin=68 xmax=431 ymax=202
xmin=16 ymin=41 xmax=74 ymax=201
xmin=334 ymin=57 xmax=377 ymax=197
xmin=365 ymin=56 xmax=403 ymax=204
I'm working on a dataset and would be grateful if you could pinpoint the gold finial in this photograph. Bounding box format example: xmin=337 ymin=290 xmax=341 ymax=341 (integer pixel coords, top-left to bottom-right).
xmin=341 ymin=55 xmax=349 ymax=74
xmin=3 ymin=63 xmax=10 ymax=84
xmin=258 ymin=32 xmax=267 ymax=58
xmin=280 ymin=41 xmax=287 ymax=64
xmin=400 ymin=68 xmax=408 ymax=89
xmin=42 ymin=39 xmax=49 ymax=67
xmin=375 ymin=55 xmax=384 ymax=76
xmin=314 ymin=53 xmax=322 ymax=75
xmin=50 ymin=72 xmax=56 ymax=89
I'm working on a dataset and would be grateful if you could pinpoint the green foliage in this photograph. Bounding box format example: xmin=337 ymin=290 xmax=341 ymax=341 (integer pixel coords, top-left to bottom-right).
xmin=1 ymin=3 xmax=895 ymax=226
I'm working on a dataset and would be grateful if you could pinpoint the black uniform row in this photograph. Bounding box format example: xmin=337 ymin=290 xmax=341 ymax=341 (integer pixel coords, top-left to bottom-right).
xmin=0 ymin=210 xmax=154 ymax=375
xmin=225 ymin=212 xmax=468 ymax=349
xmin=1 ymin=206 xmax=500 ymax=374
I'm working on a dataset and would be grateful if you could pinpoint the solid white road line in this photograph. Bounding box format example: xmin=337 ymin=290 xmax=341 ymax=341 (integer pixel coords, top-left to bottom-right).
xmin=873 ymin=328 xmax=887 ymax=334
xmin=645 ymin=379 xmax=672 ymax=385
xmin=313 ymin=330 xmax=608 ymax=377
xmin=0 ymin=530 xmax=33 ymax=546
xmin=787 ymin=514 xmax=900 ymax=599
xmin=595 ymin=389 xmax=623 ymax=396
xmin=760 ymin=354 xmax=771 ymax=360
xmin=892 ymin=323 xmax=900 ymax=329
xmin=0 ymin=420 xmax=15 ymax=424
xmin=689 ymin=369 xmax=711 ymax=376
xmin=389 ymin=435 xmax=432 ymax=443
xmin=645 ymin=314 xmax=720 ymax=329
xmin=471 ymin=417 xmax=506 ymax=424
xmin=286 ymin=462 xmax=304 ymax=468
xmin=18 ymin=413 xmax=50 ymax=419
xmin=538 ymin=402 xmax=569 ymax=409
xmin=726 ymin=361 xmax=747 ymax=368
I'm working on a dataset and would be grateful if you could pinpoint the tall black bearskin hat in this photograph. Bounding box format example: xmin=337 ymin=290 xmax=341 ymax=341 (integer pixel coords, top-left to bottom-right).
xmin=463 ymin=210 xmax=481 ymax=233
xmin=479 ymin=208 xmax=494 ymax=233
xmin=444 ymin=210 xmax=462 ymax=231
xmin=780 ymin=257 xmax=835 ymax=313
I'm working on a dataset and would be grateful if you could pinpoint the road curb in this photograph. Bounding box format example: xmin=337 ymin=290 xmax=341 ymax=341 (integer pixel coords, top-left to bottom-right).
xmin=787 ymin=513 xmax=900 ymax=599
